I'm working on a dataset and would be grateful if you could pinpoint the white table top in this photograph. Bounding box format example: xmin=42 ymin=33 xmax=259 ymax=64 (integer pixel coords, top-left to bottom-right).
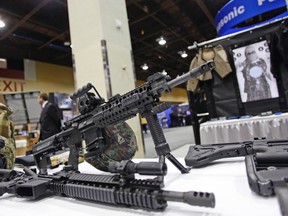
xmin=1 ymin=158 xmax=281 ymax=216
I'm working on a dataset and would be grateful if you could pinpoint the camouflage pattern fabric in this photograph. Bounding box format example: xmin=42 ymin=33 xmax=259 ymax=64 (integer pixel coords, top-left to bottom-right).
xmin=85 ymin=122 xmax=137 ymax=171
xmin=0 ymin=103 xmax=16 ymax=169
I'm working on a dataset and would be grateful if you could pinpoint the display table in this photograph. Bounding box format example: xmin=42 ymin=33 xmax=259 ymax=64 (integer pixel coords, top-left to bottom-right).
xmin=15 ymin=135 xmax=39 ymax=156
xmin=200 ymin=113 xmax=288 ymax=144
xmin=0 ymin=158 xmax=281 ymax=216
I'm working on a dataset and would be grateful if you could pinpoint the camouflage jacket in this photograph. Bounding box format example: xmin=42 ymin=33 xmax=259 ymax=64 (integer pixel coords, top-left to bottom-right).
xmin=0 ymin=103 xmax=16 ymax=169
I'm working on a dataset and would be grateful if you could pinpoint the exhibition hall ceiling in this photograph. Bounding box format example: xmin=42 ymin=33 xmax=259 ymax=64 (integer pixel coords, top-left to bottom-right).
xmin=0 ymin=0 xmax=229 ymax=83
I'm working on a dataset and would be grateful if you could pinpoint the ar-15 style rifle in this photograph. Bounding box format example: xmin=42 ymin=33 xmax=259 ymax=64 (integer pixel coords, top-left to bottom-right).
xmin=184 ymin=138 xmax=288 ymax=216
xmin=0 ymin=160 xmax=215 ymax=211
xmin=33 ymin=61 xmax=215 ymax=175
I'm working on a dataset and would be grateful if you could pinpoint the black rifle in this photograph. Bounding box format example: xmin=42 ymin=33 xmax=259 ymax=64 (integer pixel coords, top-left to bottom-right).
xmin=184 ymin=138 xmax=288 ymax=216
xmin=33 ymin=61 xmax=215 ymax=174
xmin=0 ymin=161 xmax=215 ymax=211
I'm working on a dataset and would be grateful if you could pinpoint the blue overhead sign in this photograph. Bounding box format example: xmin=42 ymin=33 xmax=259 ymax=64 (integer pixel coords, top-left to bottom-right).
xmin=215 ymin=0 xmax=288 ymax=36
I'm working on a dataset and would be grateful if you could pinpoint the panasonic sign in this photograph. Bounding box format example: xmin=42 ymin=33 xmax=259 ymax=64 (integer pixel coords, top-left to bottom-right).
xmin=216 ymin=5 xmax=245 ymax=33
xmin=214 ymin=0 xmax=288 ymax=36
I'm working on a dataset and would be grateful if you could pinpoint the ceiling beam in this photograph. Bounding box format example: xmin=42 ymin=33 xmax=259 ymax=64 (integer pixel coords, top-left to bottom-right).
xmin=129 ymin=1 xmax=180 ymax=26
xmin=133 ymin=34 xmax=192 ymax=56
xmin=38 ymin=30 xmax=69 ymax=49
xmin=195 ymin=0 xmax=215 ymax=26
xmin=0 ymin=0 xmax=51 ymax=41
xmin=131 ymin=35 xmax=189 ymax=70
xmin=133 ymin=1 xmax=191 ymax=45
xmin=55 ymin=0 xmax=67 ymax=7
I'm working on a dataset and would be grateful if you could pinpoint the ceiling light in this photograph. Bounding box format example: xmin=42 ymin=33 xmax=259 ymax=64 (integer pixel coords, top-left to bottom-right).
xmin=181 ymin=51 xmax=188 ymax=58
xmin=141 ymin=63 xmax=148 ymax=70
xmin=0 ymin=19 xmax=5 ymax=28
xmin=178 ymin=51 xmax=188 ymax=58
xmin=63 ymin=41 xmax=71 ymax=46
xmin=156 ymin=36 xmax=166 ymax=45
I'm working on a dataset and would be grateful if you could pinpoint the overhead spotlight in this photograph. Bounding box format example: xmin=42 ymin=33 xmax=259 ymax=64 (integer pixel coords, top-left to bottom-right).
xmin=156 ymin=36 xmax=166 ymax=45
xmin=178 ymin=51 xmax=188 ymax=58
xmin=181 ymin=51 xmax=188 ymax=58
xmin=0 ymin=18 xmax=5 ymax=28
xmin=141 ymin=63 xmax=148 ymax=70
xmin=63 ymin=41 xmax=71 ymax=46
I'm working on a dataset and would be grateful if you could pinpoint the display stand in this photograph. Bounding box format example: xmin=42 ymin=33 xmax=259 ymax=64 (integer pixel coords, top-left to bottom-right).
xmin=186 ymin=17 xmax=288 ymax=144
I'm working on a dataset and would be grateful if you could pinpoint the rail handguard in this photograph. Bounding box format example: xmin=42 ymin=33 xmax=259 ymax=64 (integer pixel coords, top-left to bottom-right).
xmin=0 ymin=167 xmax=216 ymax=211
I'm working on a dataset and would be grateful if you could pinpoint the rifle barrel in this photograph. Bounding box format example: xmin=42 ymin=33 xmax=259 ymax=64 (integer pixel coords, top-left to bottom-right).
xmin=162 ymin=190 xmax=215 ymax=208
xmin=167 ymin=61 xmax=215 ymax=89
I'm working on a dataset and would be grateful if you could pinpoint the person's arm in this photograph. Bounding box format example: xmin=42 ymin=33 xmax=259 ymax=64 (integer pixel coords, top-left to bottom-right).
xmin=260 ymin=58 xmax=272 ymax=80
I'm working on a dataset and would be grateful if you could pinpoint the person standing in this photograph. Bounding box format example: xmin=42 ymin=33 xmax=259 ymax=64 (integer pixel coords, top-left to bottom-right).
xmin=38 ymin=93 xmax=62 ymax=140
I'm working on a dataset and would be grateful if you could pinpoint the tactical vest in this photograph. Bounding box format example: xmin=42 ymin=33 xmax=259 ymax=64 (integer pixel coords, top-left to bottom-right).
xmin=0 ymin=103 xmax=16 ymax=169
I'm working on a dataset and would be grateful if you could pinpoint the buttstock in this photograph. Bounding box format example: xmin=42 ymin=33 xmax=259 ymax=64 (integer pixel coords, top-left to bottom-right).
xmin=185 ymin=143 xmax=249 ymax=167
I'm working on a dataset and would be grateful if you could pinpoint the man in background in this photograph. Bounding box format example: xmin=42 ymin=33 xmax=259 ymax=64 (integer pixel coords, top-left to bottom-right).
xmin=38 ymin=93 xmax=62 ymax=140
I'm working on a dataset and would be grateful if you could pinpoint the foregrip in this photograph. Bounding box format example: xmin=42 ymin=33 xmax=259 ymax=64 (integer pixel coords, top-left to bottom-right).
xmin=145 ymin=113 xmax=170 ymax=156
xmin=145 ymin=112 xmax=189 ymax=173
